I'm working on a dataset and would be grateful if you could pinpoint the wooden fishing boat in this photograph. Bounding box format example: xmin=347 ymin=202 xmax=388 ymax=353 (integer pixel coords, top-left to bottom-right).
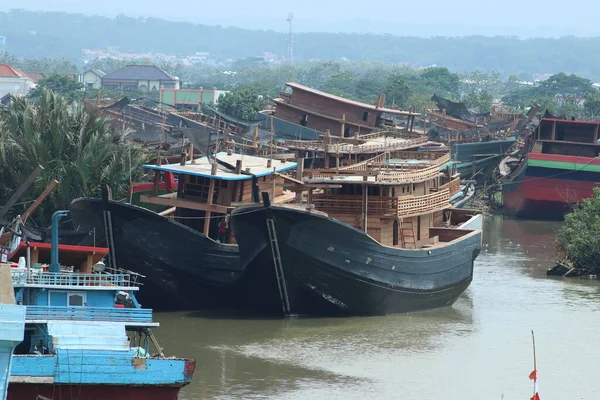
xmin=503 ymin=117 xmax=600 ymax=219
xmin=231 ymin=151 xmax=482 ymax=316
xmin=69 ymin=152 xmax=296 ymax=309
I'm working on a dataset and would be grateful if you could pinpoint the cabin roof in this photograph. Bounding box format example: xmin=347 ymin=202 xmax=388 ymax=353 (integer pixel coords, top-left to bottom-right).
xmin=542 ymin=117 xmax=600 ymax=126
xmin=144 ymin=152 xmax=297 ymax=181
xmin=285 ymin=82 xmax=420 ymax=117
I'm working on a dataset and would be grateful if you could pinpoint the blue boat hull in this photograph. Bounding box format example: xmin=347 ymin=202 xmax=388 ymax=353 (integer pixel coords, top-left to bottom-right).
xmin=0 ymin=304 xmax=25 ymax=400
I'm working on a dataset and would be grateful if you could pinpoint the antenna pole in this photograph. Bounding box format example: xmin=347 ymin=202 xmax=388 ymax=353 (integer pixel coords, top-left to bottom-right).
xmin=286 ymin=13 xmax=294 ymax=65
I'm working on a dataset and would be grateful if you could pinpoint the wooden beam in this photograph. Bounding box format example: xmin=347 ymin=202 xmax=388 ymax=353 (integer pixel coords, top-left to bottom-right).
xmin=276 ymin=173 xmax=304 ymax=185
xmin=139 ymin=195 xmax=232 ymax=214
xmin=21 ymin=179 xmax=59 ymax=223
xmin=204 ymin=179 xmax=216 ymax=236
xmin=158 ymin=207 xmax=176 ymax=216
xmin=305 ymin=169 xmax=379 ymax=177
xmin=0 ymin=165 xmax=44 ymax=219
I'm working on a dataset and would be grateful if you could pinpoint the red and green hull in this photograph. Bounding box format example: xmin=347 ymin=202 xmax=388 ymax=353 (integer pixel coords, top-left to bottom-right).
xmin=503 ymin=153 xmax=600 ymax=220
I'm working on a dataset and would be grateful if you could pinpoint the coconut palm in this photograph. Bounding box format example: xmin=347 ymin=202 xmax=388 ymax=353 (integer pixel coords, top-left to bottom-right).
xmin=0 ymin=89 xmax=150 ymax=226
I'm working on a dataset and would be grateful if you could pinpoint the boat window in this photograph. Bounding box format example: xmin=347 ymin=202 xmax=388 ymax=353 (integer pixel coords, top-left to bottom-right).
xmin=362 ymin=111 xmax=369 ymax=122
xmin=67 ymin=292 xmax=86 ymax=307
xmin=393 ymin=220 xmax=399 ymax=246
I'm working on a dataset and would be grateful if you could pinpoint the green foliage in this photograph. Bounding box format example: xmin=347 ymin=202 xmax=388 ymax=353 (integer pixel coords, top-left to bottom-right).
xmin=384 ymin=72 xmax=412 ymax=108
xmin=464 ymin=90 xmax=494 ymax=113
xmin=28 ymin=74 xmax=84 ymax=102
xmin=584 ymin=91 xmax=600 ymax=119
xmin=556 ymin=188 xmax=600 ymax=273
xmin=535 ymin=73 xmax=593 ymax=97
xmin=0 ymin=89 xmax=149 ymax=226
xmin=217 ymin=87 xmax=268 ymax=120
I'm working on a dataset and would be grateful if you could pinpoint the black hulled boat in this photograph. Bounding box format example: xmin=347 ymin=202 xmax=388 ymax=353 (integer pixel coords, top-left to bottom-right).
xmin=231 ymin=148 xmax=482 ymax=316
xmin=232 ymin=200 xmax=481 ymax=316
xmin=69 ymin=152 xmax=297 ymax=310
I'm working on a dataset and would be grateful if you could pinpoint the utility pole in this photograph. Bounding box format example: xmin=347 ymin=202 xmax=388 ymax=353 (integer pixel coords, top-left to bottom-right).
xmin=286 ymin=13 xmax=294 ymax=65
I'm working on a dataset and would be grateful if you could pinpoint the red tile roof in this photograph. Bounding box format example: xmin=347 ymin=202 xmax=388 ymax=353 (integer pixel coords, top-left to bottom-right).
xmin=0 ymin=64 xmax=30 ymax=79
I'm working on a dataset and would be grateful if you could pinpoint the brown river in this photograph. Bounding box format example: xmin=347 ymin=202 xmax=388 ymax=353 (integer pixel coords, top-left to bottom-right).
xmin=154 ymin=216 xmax=600 ymax=399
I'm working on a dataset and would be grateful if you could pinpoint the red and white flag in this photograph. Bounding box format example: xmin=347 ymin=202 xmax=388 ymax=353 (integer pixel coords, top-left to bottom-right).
xmin=529 ymin=369 xmax=540 ymax=400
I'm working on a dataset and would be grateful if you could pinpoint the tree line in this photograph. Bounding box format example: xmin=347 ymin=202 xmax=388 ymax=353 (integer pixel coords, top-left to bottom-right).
xmin=4 ymin=10 xmax=600 ymax=79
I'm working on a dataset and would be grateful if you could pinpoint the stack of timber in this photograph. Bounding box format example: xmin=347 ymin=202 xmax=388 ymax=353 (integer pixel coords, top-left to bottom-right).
xmin=231 ymin=147 xmax=483 ymax=316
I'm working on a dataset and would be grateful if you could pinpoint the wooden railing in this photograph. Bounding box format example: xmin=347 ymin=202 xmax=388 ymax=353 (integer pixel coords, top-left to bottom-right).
xmin=389 ymin=151 xmax=448 ymax=161
xmin=376 ymin=163 xmax=441 ymax=182
xmin=312 ymin=194 xmax=397 ymax=215
xmin=338 ymin=153 xmax=389 ymax=171
xmin=397 ymin=189 xmax=451 ymax=217
xmin=312 ymin=190 xmax=451 ymax=217
xmin=439 ymin=177 xmax=461 ymax=197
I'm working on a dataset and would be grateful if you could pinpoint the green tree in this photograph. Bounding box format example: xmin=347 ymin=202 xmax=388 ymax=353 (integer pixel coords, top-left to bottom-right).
xmin=28 ymin=74 xmax=84 ymax=102
xmin=384 ymin=72 xmax=412 ymax=109
xmin=464 ymin=90 xmax=493 ymax=113
xmin=556 ymin=188 xmax=600 ymax=274
xmin=415 ymin=67 xmax=460 ymax=98
xmin=0 ymin=90 xmax=149 ymax=225
xmin=217 ymin=86 xmax=268 ymax=120
xmin=534 ymin=73 xmax=593 ymax=97
xmin=584 ymin=91 xmax=600 ymax=119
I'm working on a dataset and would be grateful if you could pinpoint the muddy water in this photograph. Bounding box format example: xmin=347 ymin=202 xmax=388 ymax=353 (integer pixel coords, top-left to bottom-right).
xmin=155 ymin=216 xmax=600 ymax=399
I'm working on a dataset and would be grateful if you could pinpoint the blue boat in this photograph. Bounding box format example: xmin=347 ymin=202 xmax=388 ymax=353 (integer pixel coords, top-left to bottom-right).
xmin=6 ymin=211 xmax=195 ymax=400
xmin=0 ymin=265 xmax=25 ymax=400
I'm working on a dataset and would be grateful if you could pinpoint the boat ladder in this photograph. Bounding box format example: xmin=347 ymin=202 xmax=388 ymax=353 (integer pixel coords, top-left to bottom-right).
xmin=266 ymin=218 xmax=291 ymax=315
xmin=103 ymin=210 xmax=117 ymax=269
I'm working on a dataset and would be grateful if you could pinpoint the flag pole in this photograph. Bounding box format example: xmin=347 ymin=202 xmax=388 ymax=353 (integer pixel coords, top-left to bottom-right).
xmin=531 ymin=330 xmax=537 ymax=397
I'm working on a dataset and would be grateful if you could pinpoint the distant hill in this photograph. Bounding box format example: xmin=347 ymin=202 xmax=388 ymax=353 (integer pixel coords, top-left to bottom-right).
xmin=2 ymin=10 xmax=600 ymax=79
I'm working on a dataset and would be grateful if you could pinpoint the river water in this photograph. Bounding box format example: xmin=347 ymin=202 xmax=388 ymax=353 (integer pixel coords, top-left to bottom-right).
xmin=154 ymin=216 xmax=600 ymax=400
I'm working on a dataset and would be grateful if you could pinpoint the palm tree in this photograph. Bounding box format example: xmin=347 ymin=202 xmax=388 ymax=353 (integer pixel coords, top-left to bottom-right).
xmin=0 ymin=89 xmax=150 ymax=226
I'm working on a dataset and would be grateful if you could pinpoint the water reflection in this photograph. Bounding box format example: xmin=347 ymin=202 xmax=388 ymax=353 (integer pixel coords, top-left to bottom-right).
xmin=155 ymin=216 xmax=600 ymax=400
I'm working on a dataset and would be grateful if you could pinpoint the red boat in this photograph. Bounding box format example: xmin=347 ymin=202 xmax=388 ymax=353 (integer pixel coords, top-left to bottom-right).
xmin=503 ymin=117 xmax=600 ymax=220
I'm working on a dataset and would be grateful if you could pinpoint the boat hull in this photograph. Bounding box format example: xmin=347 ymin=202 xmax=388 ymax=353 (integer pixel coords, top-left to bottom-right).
xmin=231 ymin=205 xmax=482 ymax=316
xmin=0 ymin=304 xmax=25 ymax=400
xmin=7 ymin=384 xmax=183 ymax=400
xmin=69 ymin=198 xmax=242 ymax=310
xmin=503 ymin=154 xmax=600 ymax=220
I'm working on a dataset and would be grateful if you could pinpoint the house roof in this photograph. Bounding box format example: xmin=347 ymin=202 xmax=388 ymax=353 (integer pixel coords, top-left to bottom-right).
xmin=143 ymin=152 xmax=296 ymax=181
xmin=26 ymin=73 xmax=44 ymax=83
xmin=102 ymin=65 xmax=177 ymax=81
xmin=0 ymin=64 xmax=30 ymax=79
xmin=285 ymin=82 xmax=420 ymax=117
xmin=86 ymin=68 xmax=106 ymax=78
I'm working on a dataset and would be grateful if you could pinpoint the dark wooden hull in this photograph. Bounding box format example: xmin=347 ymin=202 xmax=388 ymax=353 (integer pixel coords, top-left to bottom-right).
xmin=231 ymin=205 xmax=482 ymax=316
xmin=69 ymin=198 xmax=242 ymax=310
xmin=8 ymin=384 xmax=183 ymax=400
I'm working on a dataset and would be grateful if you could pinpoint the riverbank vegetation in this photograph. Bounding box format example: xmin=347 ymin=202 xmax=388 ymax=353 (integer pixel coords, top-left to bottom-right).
xmin=556 ymin=188 xmax=600 ymax=275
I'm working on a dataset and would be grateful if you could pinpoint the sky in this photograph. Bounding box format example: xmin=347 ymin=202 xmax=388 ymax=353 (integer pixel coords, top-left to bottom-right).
xmin=1 ymin=0 xmax=599 ymax=37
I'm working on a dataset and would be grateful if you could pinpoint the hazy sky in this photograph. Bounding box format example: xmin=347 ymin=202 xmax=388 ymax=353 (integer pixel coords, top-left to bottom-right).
xmin=2 ymin=0 xmax=598 ymax=37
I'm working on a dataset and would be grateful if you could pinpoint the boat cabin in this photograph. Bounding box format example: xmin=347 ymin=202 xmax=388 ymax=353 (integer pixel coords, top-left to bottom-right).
xmin=533 ymin=118 xmax=600 ymax=157
xmin=302 ymin=151 xmax=462 ymax=249
xmin=142 ymin=152 xmax=297 ymax=243
xmin=274 ymin=82 xmax=420 ymax=137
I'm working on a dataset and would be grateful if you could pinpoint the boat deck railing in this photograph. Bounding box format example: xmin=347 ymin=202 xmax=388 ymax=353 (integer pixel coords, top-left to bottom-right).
xmin=24 ymin=305 xmax=153 ymax=324
xmin=396 ymin=189 xmax=451 ymax=217
xmin=312 ymin=189 xmax=451 ymax=217
xmin=12 ymin=270 xmax=140 ymax=288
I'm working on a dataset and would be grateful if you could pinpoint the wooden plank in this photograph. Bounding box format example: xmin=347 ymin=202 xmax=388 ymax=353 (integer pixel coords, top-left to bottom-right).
xmin=21 ymin=179 xmax=59 ymax=223
xmin=139 ymin=195 xmax=232 ymax=214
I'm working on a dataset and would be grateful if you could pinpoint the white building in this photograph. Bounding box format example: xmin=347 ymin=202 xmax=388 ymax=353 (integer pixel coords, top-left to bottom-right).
xmin=78 ymin=68 xmax=106 ymax=89
xmin=0 ymin=64 xmax=35 ymax=98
